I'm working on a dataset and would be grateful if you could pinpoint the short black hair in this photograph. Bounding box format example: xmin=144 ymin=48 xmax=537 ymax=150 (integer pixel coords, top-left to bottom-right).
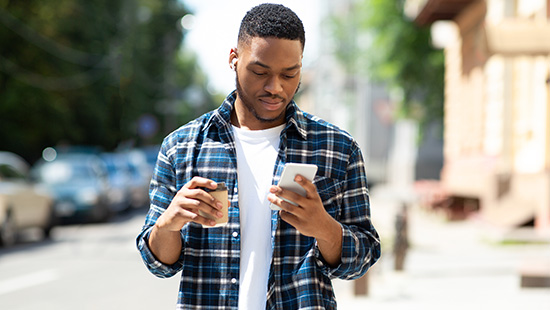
xmin=238 ymin=3 xmax=305 ymax=50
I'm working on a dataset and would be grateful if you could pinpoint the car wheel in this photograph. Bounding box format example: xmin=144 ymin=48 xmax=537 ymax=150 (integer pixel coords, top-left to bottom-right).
xmin=89 ymin=202 xmax=112 ymax=223
xmin=43 ymin=206 xmax=57 ymax=240
xmin=0 ymin=211 xmax=17 ymax=247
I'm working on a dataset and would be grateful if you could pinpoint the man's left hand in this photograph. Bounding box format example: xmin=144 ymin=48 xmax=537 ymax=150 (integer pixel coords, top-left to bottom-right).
xmin=267 ymin=175 xmax=343 ymax=266
xmin=267 ymin=175 xmax=327 ymax=237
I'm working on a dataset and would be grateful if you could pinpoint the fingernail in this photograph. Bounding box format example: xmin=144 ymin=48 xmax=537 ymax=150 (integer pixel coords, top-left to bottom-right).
xmin=295 ymin=175 xmax=303 ymax=182
xmin=217 ymin=211 xmax=224 ymax=218
xmin=217 ymin=202 xmax=223 ymax=209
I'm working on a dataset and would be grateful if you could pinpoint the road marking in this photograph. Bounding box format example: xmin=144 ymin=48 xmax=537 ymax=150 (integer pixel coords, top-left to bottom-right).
xmin=0 ymin=269 xmax=59 ymax=295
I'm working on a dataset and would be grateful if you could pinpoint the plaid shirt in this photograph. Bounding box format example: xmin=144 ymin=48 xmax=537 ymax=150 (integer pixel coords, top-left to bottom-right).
xmin=137 ymin=91 xmax=380 ymax=309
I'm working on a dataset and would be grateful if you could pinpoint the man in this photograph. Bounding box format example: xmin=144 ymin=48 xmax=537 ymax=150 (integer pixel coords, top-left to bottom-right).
xmin=137 ymin=3 xmax=380 ymax=309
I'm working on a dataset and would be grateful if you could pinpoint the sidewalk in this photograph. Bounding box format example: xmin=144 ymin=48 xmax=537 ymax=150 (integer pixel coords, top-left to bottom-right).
xmin=333 ymin=186 xmax=550 ymax=309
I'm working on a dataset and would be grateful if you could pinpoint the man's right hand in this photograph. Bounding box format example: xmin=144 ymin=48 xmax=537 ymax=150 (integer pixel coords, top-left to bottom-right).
xmin=149 ymin=177 xmax=224 ymax=264
xmin=156 ymin=177 xmax=225 ymax=230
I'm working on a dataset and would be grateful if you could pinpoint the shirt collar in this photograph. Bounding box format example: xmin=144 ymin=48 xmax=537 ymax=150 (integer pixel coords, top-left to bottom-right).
xmin=208 ymin=90 xmax=308 ymax=140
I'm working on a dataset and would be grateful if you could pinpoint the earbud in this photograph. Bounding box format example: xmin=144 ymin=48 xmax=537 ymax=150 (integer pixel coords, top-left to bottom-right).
xmin=231 ymin=58 xmax=238 ymax=70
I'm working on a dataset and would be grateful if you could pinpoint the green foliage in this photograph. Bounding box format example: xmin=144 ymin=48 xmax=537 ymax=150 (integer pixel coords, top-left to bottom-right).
xmin=331 ymin=0 xmax=444 ymax=130
xmin=0 ymin=0 xmax=218 ymax=163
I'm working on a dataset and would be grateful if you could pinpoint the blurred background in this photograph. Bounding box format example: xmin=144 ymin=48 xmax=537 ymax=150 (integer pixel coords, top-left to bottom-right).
xmin=1 ymin=0 xmax=549 ymax=309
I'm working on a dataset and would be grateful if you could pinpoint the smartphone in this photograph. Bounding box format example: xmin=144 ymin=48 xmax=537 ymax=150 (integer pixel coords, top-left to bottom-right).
xmin=270 ymin=163 xmax=318 ymax=211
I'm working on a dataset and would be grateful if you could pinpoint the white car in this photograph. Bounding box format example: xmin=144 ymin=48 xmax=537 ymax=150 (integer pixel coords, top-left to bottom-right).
xmin=0 ymin=151 xmax=55 ymax=247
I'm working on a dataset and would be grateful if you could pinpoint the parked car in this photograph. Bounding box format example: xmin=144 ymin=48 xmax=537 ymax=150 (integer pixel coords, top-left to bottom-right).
xmin=0 ymin=151 xmax=55 ymax=247
xmin=100 ymin=152 xmax=133 ymax=213
xmin=32 ymin=153 xmax=112 ymax=223
xmin=139 ymin=144 xmax=160 ymax=174
xmin=124 ymin=150 xmax=151 ymax=209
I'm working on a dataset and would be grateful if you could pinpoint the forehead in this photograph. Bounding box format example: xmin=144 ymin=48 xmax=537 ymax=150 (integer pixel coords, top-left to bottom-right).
xmin=238 ymin=37 xmax=303 ymax=68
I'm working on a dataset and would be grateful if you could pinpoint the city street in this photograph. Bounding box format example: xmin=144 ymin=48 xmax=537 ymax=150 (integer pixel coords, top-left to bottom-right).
xmin=0 ymin=209 xmax=180 ymax=310
xmin=2 ymin=1 xmax=549 ymax=309
xmin=1 ymin=188 xmax=549 ymax=309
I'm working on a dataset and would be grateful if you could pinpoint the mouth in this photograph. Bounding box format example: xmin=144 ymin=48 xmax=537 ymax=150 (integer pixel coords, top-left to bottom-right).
xmin=259 ymin=97 xmax=285 ymax=111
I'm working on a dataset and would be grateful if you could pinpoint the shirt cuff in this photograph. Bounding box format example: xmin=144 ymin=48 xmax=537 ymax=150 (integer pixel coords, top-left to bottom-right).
xmin=314 ymin=223 xmax=364 ymax=280
xmin=137 ymin=227 xmax=184 ymax=278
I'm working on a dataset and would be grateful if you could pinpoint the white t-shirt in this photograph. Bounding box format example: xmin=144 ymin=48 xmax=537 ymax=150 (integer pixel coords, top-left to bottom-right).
xmin=232 ymin=124 xmax=283 ymax=310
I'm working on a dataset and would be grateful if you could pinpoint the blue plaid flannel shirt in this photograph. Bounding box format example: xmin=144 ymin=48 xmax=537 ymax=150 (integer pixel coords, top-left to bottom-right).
xmin=137 ymin=91 xmax=380 ymax=309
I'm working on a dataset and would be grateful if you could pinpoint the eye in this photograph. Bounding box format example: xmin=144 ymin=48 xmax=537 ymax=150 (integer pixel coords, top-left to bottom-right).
xmin=253 ymin=71 xmax=266 ymax=76
xmin=282 ymin=70 xmax=299 ymax=79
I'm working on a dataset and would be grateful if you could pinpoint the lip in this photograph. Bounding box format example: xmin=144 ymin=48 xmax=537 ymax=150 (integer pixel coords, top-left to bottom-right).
xmin=259 ymin=98 xmax=284 ymax=111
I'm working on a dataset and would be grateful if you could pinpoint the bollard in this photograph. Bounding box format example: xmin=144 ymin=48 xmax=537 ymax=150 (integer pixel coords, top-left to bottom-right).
xmin=353 ymin=272 xmax=369 ymax=296
xmin=393 ymin=203 xmax=409 ymax=271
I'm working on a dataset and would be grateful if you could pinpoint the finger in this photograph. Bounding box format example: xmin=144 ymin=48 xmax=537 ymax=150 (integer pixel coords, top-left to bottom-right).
xmin=204 ymin=201 xmax=225 ymax=219
xmin=179 ymin=187 xmax=221 ymax=210
xmin=268 ymin=193 xmax=299 ymax=214
xmin=178 ymin=195 xmax=224 ymax=218
xmin=279 ymin=209 xmax=300 ymax=226
xmin=267 ymin=192 xmax=282 ymax=209
xmin=186 ymin=210 xmax=217 ymax=227
xmin=160 ymin=199 xmax=217 ymax=231
xmin=185 ymin=176 xmax=218 ymax=190
xmin=269 ymin=185 xmax=305 ymax=209
xmin=294 ymin=174 xmax=318 ymax=198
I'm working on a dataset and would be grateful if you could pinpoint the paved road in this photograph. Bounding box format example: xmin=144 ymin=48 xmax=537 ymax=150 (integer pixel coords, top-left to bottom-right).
xmin=0 ymin=210 xmax=180 ymax=310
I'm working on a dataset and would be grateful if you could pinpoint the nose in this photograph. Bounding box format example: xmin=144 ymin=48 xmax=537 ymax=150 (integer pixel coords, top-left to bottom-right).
xmin=264 ymin=75 xmax=283 ymax=96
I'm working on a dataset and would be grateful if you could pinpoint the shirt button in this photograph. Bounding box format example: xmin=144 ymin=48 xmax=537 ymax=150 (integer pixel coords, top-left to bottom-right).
xmin=231 ymin=278 xmax=237 ymax=284
xmin=232 ymin=231 xmax=238 ymax=238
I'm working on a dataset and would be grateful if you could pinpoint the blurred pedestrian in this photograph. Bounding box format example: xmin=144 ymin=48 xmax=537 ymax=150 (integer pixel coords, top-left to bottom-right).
xmin=136 ymin=3 xmax=380 ymax=309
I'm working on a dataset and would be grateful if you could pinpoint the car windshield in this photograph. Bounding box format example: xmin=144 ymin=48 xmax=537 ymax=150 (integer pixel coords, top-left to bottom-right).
xmin=38 ymin=161 xmax=95 ymax=184
xmin=103 ymin=157 xmax=124 ymax=173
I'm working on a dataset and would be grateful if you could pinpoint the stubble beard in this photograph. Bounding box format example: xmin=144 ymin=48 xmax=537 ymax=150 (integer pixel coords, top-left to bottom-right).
xmin=235 ymin=73 xmax=300 ymax=125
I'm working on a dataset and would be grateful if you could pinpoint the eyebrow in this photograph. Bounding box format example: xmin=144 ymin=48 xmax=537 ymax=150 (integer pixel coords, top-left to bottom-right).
xmin=249 ymin=61 xmax=301 ymax=71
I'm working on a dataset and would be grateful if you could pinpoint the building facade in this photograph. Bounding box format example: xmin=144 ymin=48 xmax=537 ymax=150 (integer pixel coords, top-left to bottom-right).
xmin=408 ymin=0 xmax=550 ymax=228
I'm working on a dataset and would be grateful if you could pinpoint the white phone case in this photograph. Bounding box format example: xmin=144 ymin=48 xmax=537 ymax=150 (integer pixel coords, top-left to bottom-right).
xmin=270 ymin=163 xmax=318 ymax=211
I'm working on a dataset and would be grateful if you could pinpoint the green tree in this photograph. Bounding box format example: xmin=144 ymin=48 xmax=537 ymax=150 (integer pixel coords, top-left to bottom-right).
xmin=331 ymin=0 xmax=444 ymax=131
xmin=0 ymin=0 xmax=217 ymax=163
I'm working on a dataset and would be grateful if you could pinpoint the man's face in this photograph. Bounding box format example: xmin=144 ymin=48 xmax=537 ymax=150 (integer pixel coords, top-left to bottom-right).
xmin=230 ymin=37 xmax=302 ymax=130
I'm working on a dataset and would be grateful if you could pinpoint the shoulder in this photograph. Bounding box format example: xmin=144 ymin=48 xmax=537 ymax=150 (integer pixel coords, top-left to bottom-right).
xmin=161 ymin=111 xmax=214 ymax=155
xmin=301 ymin=111 xmax=357 ymax=150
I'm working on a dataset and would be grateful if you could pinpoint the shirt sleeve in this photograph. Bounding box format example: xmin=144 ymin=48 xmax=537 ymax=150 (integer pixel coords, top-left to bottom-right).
xmin=136 ymin=227 xmax=185 ymax=278
xmin=136 ymin=139 xmax=185 ymax=278
xmin=314 ymin=143 xmax=381 ymax=280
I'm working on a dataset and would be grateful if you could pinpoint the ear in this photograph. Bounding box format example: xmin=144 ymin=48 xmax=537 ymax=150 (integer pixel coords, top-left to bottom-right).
xmin=229 ymin=48 xmax=238 ymax=70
